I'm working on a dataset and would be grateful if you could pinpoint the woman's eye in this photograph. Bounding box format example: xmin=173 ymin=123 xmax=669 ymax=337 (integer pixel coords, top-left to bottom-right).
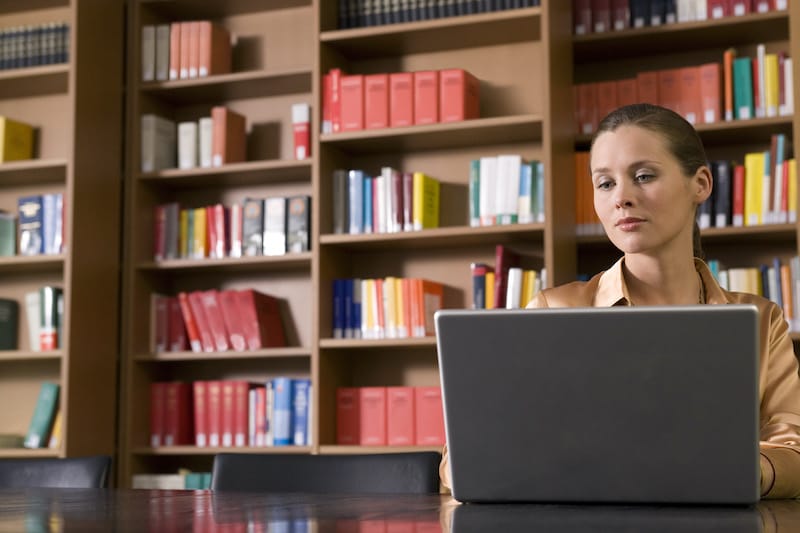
xmin=596 ymin=180 xmax=613 ymax=190
xmin=635 ymin=173 xmax=654 ymax=183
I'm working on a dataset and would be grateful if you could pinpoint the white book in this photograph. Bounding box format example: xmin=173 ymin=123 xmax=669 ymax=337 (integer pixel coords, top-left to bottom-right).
xmin=132 ymin=474 xmax=185 ymax=490
xmin=677 ymin=0 xmax=694 ymax=22
xmin=155 ymin=24 xmax=170 ymax=81
xmin=498 ymin=154 xmax=522 ymax=224
xmin=375 ymin=174 xmax=387 ymax=234
xmin=479 ymin=157 xmax=497 ymax=226
xmin=25 ymin=291 xmax=40 ymax=352
xmin=141 ymin=25 xmax=155 ymax=82
xmin=782 ymin=58 xmax=794 ymax=116
xmin=348 ymin=170 xmax=364 ymax=235
xmin=229 ymin=203 xmax=243 ymax=258
xmin=505 ymin=267 xmax=523 ymax=309
xmin=756 ymin=44 xmax=766 ymax=118
xmin=198 ymin=117 xmax=213 ymax=168
xmin=140 ymin=114 xmax=176 ymax=172
xmin=177 ymin=121 xmax=198 ymax=169
xmin=694 ymin=0 xmax=707 ymax=20
xmin=262 ymin=197 xmax=286 ymax=256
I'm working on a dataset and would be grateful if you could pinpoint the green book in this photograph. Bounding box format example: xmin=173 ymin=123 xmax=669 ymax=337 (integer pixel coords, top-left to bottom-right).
xmin=0 ymin=211 xmax=14 ymax=256
xmin=0 ymin=298 xmax=18 ymax=350
xmin=23 ymin=382 xmax=59 ymax=448
xmin=733 ymin=56 xmax=754 ymax=120
xmin=184 ymin=472 xmax=206 ymax=490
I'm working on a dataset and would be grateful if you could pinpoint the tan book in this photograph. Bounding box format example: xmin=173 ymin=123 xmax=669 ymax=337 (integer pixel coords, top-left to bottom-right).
xmin=211 ymin=106 xmax=246 ymax=166
xmin=198 ymin=21 xmax=231 ymax=77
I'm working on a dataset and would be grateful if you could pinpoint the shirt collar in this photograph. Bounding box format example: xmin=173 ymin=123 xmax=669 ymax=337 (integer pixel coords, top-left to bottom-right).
xmin=594 ymin=256 xmax=727 ymax=307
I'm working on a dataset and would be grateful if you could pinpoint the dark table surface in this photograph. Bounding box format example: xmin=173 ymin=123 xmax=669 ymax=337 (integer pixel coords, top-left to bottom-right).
xmin=0 ymin=489 xmax=799 ymax=532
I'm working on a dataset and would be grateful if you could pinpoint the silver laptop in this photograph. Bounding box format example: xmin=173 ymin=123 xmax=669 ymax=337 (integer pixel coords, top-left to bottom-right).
xmin=435 ymin=305 xmax=760 ymax=505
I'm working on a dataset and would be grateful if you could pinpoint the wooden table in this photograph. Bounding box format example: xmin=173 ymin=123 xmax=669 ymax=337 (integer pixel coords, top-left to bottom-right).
xmin=0 ymin=489 xmax=798 ymax=532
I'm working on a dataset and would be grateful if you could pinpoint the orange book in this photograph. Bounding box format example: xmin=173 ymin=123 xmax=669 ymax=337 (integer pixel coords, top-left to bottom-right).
xmin=188 ymin=21 xmax=200 ymax=78
xmin=387 ymin=386 xmax=415 ymax=446
xmin=206 ymin=380 xmax=222 ymax=447
xmin=179 ymin=21 xmax=191 ymax=79
xmin=359 ymin=387 xmax=387 ymax=445
xmin=364 ymin=73 xmax=389 ymax=129
xmin=413 ymin=70 xmax=439 ymax=125
xmin=233 ymin=381 xmax=250 ymax=447
xmin=198 ymin=21 xmax=231 ymax=77
xmin=723 ymin=48 xmax=737 ymax=120
xmin=439 ymin=68 xmax=480 ymax=123
xmin=636 ymin=71 xmax=659 ymax=105
xmin=594 ymin=80 xmax=618 ymax=125
xmin=340 ymin=74 xmax=365 ymax=131
xmin=169 ymin=22 xmax=181 ymax=80
xmin=389 ymin=72 xmax=414 ymax=127
xmin=699 ymin=62 xmax=722 ymax=124
xmin=657 ymin=68 xmax=682 ymax=116
xmin=577 ymin=83 xmax=597 ymax=134
xmin=336 ymin=387 xmax=359 ymax=445
xmin=221 ymin=380 xmax=235 ymax=446
xmin=679 ymin=66 xmax=703 ymax=125
xmin=192 ymin=381 xmax=208 ymax=447
xmin=177 ymin=291 xmax=202 ymax=353
xmin=732 ymin=164 xmax=746 ymax=227
xmin=414 ymin=387 xmax=445 ymax=446
xmin=616 ymin=78 xmax=638 ymax=108
xmin=416 ymin=279 xmax=443 ymax=337
xmin=211 ymin=106 xmax=246 ymax=166
xmin=780 ymin=264 xmax=793 ymax=320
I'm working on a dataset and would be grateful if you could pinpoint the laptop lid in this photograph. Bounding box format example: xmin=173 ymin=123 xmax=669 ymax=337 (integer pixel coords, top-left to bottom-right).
xmin=435 ymin=305 xmax=760 ymax=505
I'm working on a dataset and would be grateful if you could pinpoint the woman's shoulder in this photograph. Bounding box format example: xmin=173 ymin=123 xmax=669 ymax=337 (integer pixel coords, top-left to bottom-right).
xmin=721 ymin=287 xmax=784 ymax=317
xmin=527 ymin=273 xmax=604 ymax=308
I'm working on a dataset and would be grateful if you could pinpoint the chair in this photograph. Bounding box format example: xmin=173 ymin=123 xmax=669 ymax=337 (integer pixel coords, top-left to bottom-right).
xmin=0 ymin=455 xmax=112 ymax=489
xmin=211 ymin=452 xmax=441 ymax=494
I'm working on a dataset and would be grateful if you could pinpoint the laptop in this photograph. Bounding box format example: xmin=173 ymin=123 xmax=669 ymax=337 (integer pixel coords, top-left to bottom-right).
xmin=435 ymin=305 xmax=760 ymax=505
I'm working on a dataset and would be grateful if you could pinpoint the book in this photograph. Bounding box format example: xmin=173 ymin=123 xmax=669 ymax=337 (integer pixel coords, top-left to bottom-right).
xmin=340 ymin=74 xmax=365 ymax=131
xmin=39 ymin=286 xmax=61 ymax=351
xmin=140 ymin=114 xmax=176 ymax=172
xmin=0 ymin=298 xmax=19 ymax=350
xmin=286 ymin=195 xmax=311 ymax=253
xmin=218 ymin=289 xmax=247 ymax=351
xmin=177 ymin=121 xmax=198 ymax=169
xmin=141 ymin=25 xmax=155 ymax=81
xmin=242 ymin=198 xmax=264 ymax=256
xmin=0 ymin=211 xmax=14 ymax=256
xmin=292 ymin=378 xmax=311 ymax=445
xmin=272 ymin=377 xmax=293 ymax=446
xmin=733 ymin=56 xmax=754 ymax=120
xmin=155 ymin=24 xmax=170 ymax=81
xmin=263 ymin=196 xmax=287 ymax=256
xmin=414 ymin=386 xmax=444 ymax=445
xmin=18 ymin=195 xmax=44 ymax=256
xmin=0 ymin=116 xmax=34 ymax=162
xmin=413 ymin=70 xmax=439 ymax=125
xmin=336 ymin=387 xmax=359 ymax=444
xmin=163 ymin=381 xmax=192 ymax=446
xmin=332 ymin=169 xmax=349 ymax=234
xmin=197 ymin=21 xmax=231 ymax=77
xmin=493 ymin=244 xmax=521 ymax=309
xmin=439 ymin=68 xmax=480 ymax=122
xmin=387 ymin=386 xmax=415 ymax=445
xmin=412 ymin=172 xmax=440 ymax=230
xmin=237 ymin=289 xmax=287 ymax=349
xmin=364 ymin=73 xmax=389 ymax=129
xmin=24 ymin=382 xmax=59 ymax=448
xmin=359 ymin=387 xmax=387 ymax=445
xmin=389 ymin=72 xmax=414 ymax=127
xmin=211 ymin=106 xmax=246 ymax=166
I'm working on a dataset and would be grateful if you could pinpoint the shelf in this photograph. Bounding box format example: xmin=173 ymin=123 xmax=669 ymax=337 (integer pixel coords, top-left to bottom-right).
xmin=0 ymin=159 xmax=68 ymax=186
xmin=0 ymin=255 xmax=65 ymax=274
xmin=577 ymin=224 xmax=797 ymax=247
xmin=137 ymin=252 xmax=312 ymax=273
xmin=140 ymin=68 xmax=313 ymax=105
xmin=0 ymin=64 xmax=69 ymax=98
xmin=321 ymin=7 xmax=541 ymax=58
xmin=0 ymin=350 xmax=63 ymax=362
xmin=134 ymin=347 xmax=311 ymax=362
xmin=139 ymin=0 xmax=311 ymax=18
xmin=573 ymin=10 xmax=789 ymax=64
xmin=320 ymin=115 xmax=543 ymax=154
xmin=0 ymin=448 xmax=60 ymax=459
xmin=137 ymin=159 xmax=312 ymax=188
xmin=318 ymin=445 xmax=444 ymax=454
xmin=132 ymin=445 xmax=312 ymax=456
xmin=320 ymin=337 xmax=437 ymax=349
xmin=321 ymin=223 xmax=545 ymax=251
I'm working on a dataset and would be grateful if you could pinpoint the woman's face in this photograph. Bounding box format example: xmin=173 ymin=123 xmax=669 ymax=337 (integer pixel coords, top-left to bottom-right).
xmin=590 ymin=125 xmax=711 ymax=257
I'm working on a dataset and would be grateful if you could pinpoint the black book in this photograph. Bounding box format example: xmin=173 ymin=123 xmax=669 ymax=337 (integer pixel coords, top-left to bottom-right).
xmin=0 ymin=298 xmax=18 ymax=350
xmin=712 ymin=160 xmax=732 ymax=228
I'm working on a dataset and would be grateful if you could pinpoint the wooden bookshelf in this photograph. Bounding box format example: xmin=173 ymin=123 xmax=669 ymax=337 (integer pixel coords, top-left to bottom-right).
xmin=0 ymin=0 xmax=124 ymax=461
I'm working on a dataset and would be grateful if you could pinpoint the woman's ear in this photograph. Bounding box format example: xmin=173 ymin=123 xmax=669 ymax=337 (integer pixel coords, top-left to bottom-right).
xmin=693 ymin=165 xmax=713 ymax=204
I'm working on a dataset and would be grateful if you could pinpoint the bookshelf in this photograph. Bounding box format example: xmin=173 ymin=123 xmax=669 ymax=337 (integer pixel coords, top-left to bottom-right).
xmin=0 ymin=1 xmax=123 ymax=460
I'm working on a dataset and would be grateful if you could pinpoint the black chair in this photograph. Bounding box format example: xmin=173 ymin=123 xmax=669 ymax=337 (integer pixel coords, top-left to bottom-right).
xmin=211 ymin=452 xmax=441 ymax=494
xmin=0 ymin=455 xmax=112 ymax=489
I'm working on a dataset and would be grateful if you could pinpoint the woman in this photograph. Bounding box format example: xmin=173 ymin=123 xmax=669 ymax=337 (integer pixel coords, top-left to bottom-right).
xmin=440 ymin=103 xmax=800 ymax=498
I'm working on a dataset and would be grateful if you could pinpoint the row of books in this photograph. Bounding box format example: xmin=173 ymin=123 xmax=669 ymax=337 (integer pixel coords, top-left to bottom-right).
xmin=150 ymin=378 xmax=312 ymax=448
xmin=0 ymin=287 xmax=63 ymax=352
xmin=322 ymin=68 xmax=479 ymax=134
xmin=332 ymin=278 xmax=444 ymax=339
xmin=332 ymin=169 xmax=439 ymax=236
xmin=0 ymin=22 xmax=69 ymax=71
xmin=338 ymin=0 xmax=540 ymax=29
xmin=337 ymin=386 xmax=445 ymax=446
xmin=573 ymin=0 xmax=785 ymax=35
xmin=469 ymin=156 xmax=545 ymax=227
xmin=141 ymin=106 xmax=245 ymax=172
xmin=152 ymin=289 xmax=286 ymax=354
xmin=471 ymin=263 xmax=545 ymax=310
xmin=141 ymin=21 xmax=231 ymax=82
xmin=153 ymin=196 xmax=310 ymax=261
xmin=3 ymin=193 xmax=64 ymax=258
xmin=132 ymin=470 xmax=211 ymax=490
xmin=0 ymin=115 xmax=34 ymax=163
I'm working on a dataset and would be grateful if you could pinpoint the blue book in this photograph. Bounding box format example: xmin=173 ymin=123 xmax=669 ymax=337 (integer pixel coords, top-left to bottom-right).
xmin=272 ymin=377 xmax=293 ymax=446
xmin=348 ymin=170 xmax=364 ymax=234
xmin=18 ymin=195 xmax=44 ymax=256
xmin=332 ymin=279 xmax=345 ymax=338
xmin=292 ymin=378 xmax=311 ymax=446
xmin=733 ymin=56 xmax=754 ymax=120
xmin=343 ymin=278 xmax=354 ymax=338
xmin=363 ymin=176 xmax=373 ymax=233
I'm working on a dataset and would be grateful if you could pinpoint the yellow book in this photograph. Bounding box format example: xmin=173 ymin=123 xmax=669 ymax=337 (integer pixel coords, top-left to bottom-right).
xmin=522 ymin=270 xmax=537 ymax=307
xmin=192 ymin=207 xmax=207 ymax=258
xmin=383 ymin=276 xmax=397 ymax=338
xmin=179 ymin=209 xmax=189 ymax=258
xmin=365 ymin=279 xmax=377 ymax=339
xmin=743 ymin=152 xmax=764 ymax=226
xmin=395 ymin=277 xmax=407 ymax=338
xmin=0 ymin=116 xmax=34 ymax=162
xmin=48 ymin=410 xmax=63 ymax=449
xmin=789 ymin=159 xmax=797 ymax=223
xmin=764 ymin=53 xmax=779 ymax=118
xmin=412 ymin=172 xmax=440 ymax=230
xmin=484 ymin=271 xmax=495 ymax=309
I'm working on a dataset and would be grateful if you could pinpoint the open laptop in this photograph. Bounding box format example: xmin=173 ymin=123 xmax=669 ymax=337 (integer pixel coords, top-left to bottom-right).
xmin=435 ymin=305 xmax=760 ymax=505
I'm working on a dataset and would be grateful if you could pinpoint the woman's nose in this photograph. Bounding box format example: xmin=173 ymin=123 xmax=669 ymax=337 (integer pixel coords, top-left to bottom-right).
xmin=613 ymin=181 xmax=634 ymax=208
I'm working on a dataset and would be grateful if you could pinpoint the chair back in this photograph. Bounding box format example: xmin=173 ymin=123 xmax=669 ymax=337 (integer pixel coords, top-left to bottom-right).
xmin=0 ymin=455 xmax=111 ymax=489
xmin=211 ymin=452 xmax=441 ymax=494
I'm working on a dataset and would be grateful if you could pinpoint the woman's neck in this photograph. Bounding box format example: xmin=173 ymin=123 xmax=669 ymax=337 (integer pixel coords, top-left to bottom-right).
xmin=623 ymin=254 xmax=702 ymax=306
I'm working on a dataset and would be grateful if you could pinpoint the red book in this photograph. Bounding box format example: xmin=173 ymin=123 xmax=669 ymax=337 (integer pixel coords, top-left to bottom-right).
xmin=636 ymin=71 xmax=659 ymax=106
xmin=699 ymin=62 xmax=722 ymax=124
xmin=616 ymin=78 xmax=638 ymax=108
xmin=732 ymin=164 xmax=746 ymax=226
xmin=150 ymin=382 xmax=167 ymax=447
xmin=236 ymin=289 xmax=287 ymax=349
xmin=168 ymin=22 xmax=181 ymax=80
xmin=218 ymin=289 xmax=248 ymax=351
xmin=387 ymin=386 xmax=415 ymax=446
xmin=573 ymin=0 xmax=591 ymax=34
xmin=167 ymin=296 xmax=188 ymax=352
xmin=210 ymin=106 xmax=246 ymax=166
xmin=364 ymin=73 xmax=389 ymax=129
xmin=164 ymin=382 xmax=193 ymax=446
xmin=576 ymin=83 xmax=597 ymax=135
xmin=594 ymin=80 xmax=618 ymax=125
xmin=153 ymin=204 xmax=167 ymax=260
xmin=389 ymin=72 xmax=414 ymax=127
xmin=340 ymin=74 xmax=365 ymax=131
xmin=200 ymin=289 xmax=230 ymax=352
xmin=187 ymin=21 xmax=200 ymax=78
xmin=179 ymin=21 xmax=191 ymax=79
xmin=177 ymin=292 xmax=202 ymax=353
xmin=414 ymin=386 xmax=445 ymax=446
xmin=206 ymin=380 xmax=223 ymax=447
xmin=322 ymin=73 xmax=332 ymax=133
xmin=439 ymin=68 xmax=480 ymax=123
xmin=730 ymin=0 xmax=751 ymax=15
xmin=611 ymin=0 xmax=630 ymax=31
xmin=708 ymin=0 xmax=729 ymax=18
xmin=187 ymin=291 xmax=216 ymax=352
xmin=336 ymin=387 xmax=359 ymax=445
xmin=591 ymin=0 xmax=612 ymax=32
xmin=493 ymin=244 xmax=521 ymax=309
xmin=209 ymin=204 xmax=227 ymax=259
xmin=413 ymin=70 xmax=439 ymax=125
xmin=679 ymin=66 xmax=703 ymax=125
xmin=329 ymin=68 xmax=343 ymax=133
xmin=153 ymin=295 xmax=168 ymax=352
xmin=657 ymin=68 xmax=682 ymax=116
xmin=359 ymin=387 xmax=387 ymax=445
xmin=197 ymin=21 xmax=231 ymax=77
xmin=221 ymin=380 xmax=235 ymax=447
xmin=193 ymin=381 xmax=208 ymax=447
xmin=233 ymin=381 xmax=250 ymax=447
